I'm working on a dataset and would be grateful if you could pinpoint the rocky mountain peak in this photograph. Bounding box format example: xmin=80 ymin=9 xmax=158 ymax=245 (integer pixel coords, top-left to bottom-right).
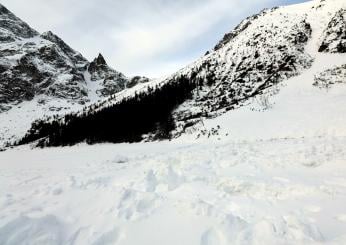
xmin=0 ymin=3 xmax=141 ymax=115
xmin=0 ymin=3 xmax=9 ymax=14
xmin=87 ymin=53 xmax=130 ymax=96
xmin=40 ymin=31 xmax=71 ymax=50
xmin=96 ymin=53 xmax=107 ymax=66
xmin=40 ymin=31 xmax=88 ymax=66
xmin=0 ymin=4 xmax=38 ymax=40
xmin=88 ymin=53 xmax=108 ymax=73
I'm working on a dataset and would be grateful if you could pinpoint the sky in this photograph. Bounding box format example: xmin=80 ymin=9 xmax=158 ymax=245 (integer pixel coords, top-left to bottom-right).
xmin=1 ymin=0 xmax=309 ymax=77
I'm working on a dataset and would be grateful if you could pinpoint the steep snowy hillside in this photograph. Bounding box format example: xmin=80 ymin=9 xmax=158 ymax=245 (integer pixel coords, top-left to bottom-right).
xmin=0 ymin=3 xmax=149 ymax=146
xmin=182 ymin=1 xmax=346 ymax=141
xmin=18 ymin=0 xmax=346 ymax=147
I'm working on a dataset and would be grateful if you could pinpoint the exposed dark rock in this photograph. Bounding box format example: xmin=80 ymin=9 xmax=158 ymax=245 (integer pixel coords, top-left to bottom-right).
xmin=313 ymin=64 xmax=346 ymax=88
xmin=40 ymin=31 xmax=88 ymax=66
xmin=127 ymin=76 xmax=150 ymax=88
xmin=213 ymin=7 xmax=278 ymax=52
xmin=319 ymin=9 xmax=346 ymax=53
xmin=0 ymin=4 xmax=38 ymax=40
xmin=0 ymin=4 xmax=145 ymax=113
xmin=88 ymin=53 xmax=107 ymax=74
xmin=87 ymin=53 xmax=130 ymax=96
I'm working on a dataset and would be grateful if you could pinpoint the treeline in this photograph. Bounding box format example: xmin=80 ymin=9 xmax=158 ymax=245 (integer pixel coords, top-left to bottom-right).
xmin=18 ymin=75 xmax=198 ymax=147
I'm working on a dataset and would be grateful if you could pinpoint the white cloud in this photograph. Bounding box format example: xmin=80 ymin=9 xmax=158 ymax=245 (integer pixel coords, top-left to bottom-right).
xmin=111 ymin=1 xmax=235 ymax=64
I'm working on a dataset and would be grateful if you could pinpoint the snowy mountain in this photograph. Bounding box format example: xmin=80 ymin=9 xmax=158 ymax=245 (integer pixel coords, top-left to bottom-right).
xmin=0 ymin=3 xmax=149 ymax=145
xmin=2 ymin=1 xmax=346 ymax=244
xmin=17 ymin=0 xmax=346 ymax=147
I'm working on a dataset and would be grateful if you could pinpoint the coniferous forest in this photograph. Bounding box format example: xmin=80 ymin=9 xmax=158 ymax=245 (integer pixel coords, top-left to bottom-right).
xmin=18 ymin=75 xmax=198 ymax=147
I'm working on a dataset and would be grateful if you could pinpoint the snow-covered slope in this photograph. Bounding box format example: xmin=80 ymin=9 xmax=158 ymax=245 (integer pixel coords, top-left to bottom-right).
xmin=186 ymin=53 xmax=346 ymax=141
xmin=180 ymin=0 xmax=346 ymax=141
xmin=1 ymin=1 xmax=346 ymax=244
xmin=18 ymin=0 xmax=346 ymax=147
xmin=0 ymin=3 xmax=149 ymax=146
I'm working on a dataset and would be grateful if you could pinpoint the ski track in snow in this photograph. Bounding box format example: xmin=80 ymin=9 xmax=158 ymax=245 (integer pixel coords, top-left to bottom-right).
xmin=1 ymin=137 xmax=346 ymax=245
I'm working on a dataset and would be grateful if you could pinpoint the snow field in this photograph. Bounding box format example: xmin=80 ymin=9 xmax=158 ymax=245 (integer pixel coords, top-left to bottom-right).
xmin=1 ymin=137 xmax=346 ymax=245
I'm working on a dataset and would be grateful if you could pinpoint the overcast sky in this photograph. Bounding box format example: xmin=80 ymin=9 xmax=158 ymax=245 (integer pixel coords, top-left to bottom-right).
xmin=1 ymin=0 xmax=308 ymax=77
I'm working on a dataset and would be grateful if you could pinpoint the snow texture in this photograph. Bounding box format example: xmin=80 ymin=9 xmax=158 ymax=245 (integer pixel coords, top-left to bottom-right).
xmin=0 ymin=0 xmax=346 ymax=244
xmin=1 ymin=137 xmax=346 ymax=244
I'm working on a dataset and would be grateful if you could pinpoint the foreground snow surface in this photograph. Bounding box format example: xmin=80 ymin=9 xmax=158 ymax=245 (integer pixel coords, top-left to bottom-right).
xmin=1 ymin=138 xmax=346 ymax=245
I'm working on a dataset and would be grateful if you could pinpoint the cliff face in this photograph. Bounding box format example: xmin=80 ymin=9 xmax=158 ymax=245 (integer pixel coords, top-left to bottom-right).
xmin=0 ymin=3 xmax=151 ymax=112
xmin=0 ymin=5 xmax=88 ymax=111
xmin=0 ymin=3 xmax=150 ymax=144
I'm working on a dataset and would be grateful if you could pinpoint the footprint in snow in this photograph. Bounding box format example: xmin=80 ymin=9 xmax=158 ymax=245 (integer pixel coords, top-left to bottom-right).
xmin=117 ymin=189 xmax=160 ymax=221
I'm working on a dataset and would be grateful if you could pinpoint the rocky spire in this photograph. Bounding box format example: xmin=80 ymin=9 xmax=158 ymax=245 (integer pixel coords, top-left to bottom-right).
xmin=88 ymin=53 xmax=108 ymax=74
xmin=95 ymin=53 xmax=107 ymax=66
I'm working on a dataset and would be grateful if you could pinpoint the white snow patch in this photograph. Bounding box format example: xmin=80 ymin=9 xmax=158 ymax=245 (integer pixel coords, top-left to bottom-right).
xmin=1 ymin=138 xmax=346 ymax=244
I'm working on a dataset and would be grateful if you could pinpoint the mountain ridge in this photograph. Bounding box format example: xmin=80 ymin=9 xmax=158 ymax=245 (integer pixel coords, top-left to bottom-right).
xmin=16 ymin=0 xmax=346 ymax=147
xmin=0 ymin=3 xmax=149 ymax=145
xmin=0 ymin=3 xmax=148 ymax=111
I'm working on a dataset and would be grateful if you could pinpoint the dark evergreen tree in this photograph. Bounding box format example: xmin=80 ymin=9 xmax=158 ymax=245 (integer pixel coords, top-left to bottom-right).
xmin=17 ymin=75 xmax=198 ymax=147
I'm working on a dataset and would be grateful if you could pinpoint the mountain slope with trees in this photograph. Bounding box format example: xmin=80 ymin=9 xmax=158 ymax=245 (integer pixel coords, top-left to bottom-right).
xmin=17 ymin=0 xmax=346 ymax=147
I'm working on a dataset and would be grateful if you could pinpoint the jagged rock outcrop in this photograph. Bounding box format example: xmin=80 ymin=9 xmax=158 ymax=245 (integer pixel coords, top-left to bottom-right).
xmin=0 ymin=30 xmax=89 ymax=110
xmin=319 ymin=9 xmax=346 ymax=53
xmin=40 ymin=31 xmax=88 ymax=67
xmin=87 ymin=53 xmax=128 ymax=96
xmin=0 ymin=4 xmax=38 ymax=42
xmin=313 ymin=64 xmax=346 ymax=88
xmin=127 ymin=76 xmax=150 ymax=88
